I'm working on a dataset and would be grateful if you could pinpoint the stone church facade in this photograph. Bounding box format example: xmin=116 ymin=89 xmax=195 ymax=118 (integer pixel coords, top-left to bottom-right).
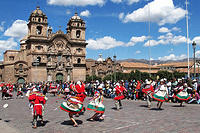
xmin=0 ymin=6 xmax=87 ymax=83
xmin=86 ymin=54 xmax=123 ymax=79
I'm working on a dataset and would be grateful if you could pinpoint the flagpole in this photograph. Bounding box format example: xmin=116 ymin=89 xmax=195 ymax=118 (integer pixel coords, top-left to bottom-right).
xmin=148 ymin=1 xmax=151 ymax=77
xmin=186 ymin=0 xmax=190 ymax=78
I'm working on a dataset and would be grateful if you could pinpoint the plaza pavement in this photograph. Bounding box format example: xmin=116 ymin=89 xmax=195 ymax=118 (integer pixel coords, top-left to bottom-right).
xmin=0 ymin=93 xmax=200 ymax=133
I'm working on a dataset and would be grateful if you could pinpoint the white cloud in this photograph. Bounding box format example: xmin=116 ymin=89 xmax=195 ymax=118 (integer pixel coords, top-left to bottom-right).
xmin=47 ymin=0 xmax=105 ymax=6
xmin=159 ymin=27 xmax=170 ymax=33
xmin=145 ymin=32 xmax=187 ymax=47
xmin=110 ymin=0 xmax=122 ymax=3
xmin=172 ymin=27 xmax=181 ymax=32
xmin=66 ymin=9 xmax=71 ymax=15
xmin=193 ymin=36 xmax=200 ymax=45
xmin=158 ymin=54 xmax=187 ymax=61
xmin=87 ymin=35 xmax=147 ymax=50
xmin=118 ymin=12 xmax=124 ymax=20
xmin=135 ymin=50 xmax=141 ymax=54
xmin=80 ymin=10 xmax=91 ymax=17
xmin=87 ymin=36 xmax=124 ymax=50
xmin=122 ymin=0 xmax=186 ymax=25
xmin=171 ymin=35 xmax=186 ymax=44
xmin=195 ymin=50 xmax=200 ymax=58
xmin=110 ymin=0 xmax=140 ymax=4
xmin=4 ymin=20 xmax=28 ymax=39
xmin=144 ymin=40 xmax=160 ymax=47
xmin=126 ymin=36 xmax=148 ymax=46
xmin=150 ymin=58 xmax=154 ymax=61
xmin=0 ymin=21 xmax=5 ymax=32
xmin=127 ymin=0 xmax=140 ymax=5
xmin=0 ymin=38 xmax=18 ymax=50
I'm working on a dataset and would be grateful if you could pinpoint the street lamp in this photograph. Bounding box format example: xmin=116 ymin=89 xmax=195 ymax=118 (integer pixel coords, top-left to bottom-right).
xmin=192 ymin=41 xmax=196 ymax=78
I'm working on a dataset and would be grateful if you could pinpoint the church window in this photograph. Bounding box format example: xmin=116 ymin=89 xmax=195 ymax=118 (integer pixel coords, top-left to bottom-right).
xmin=66 ymin=56 xmax=70 ymax=61
xmin=19 ymin=64 xmax=23 ymax=72
xmin=77 ymin=58 xmax=81 ymax=64
xmin=38 ymin=18 xmax=41 ymax=22
xmin=36 ymin=56 xmax=41 ymax=63
xmin=47 ymin=55 xmax=51 ymax=62
xmin=36 ymin=26 xmax=42 ymax=35
xmin=36 ymin=46 xmax=42 ymax=50
xmin=9 ymin=56 xmax=14 ymax=61
xmin=58 ymin=54 xmax=62 ymax=62
xmin=76 ymin=30 xmax=81 ymax=38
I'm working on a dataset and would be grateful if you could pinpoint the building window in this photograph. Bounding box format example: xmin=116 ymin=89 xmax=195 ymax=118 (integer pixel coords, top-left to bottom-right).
xmin=19 ymin=64 xmax=23 ymax=72
xmin=58 ymin=54 xmax=62 ymax=62
xmin=9 ymin=56 xmax=14 ymax=61
xmin=47 ymin=55 xmax=51 ymax=62
xmin=36 ymin=26 xmax=42 ymax=34
xmin=76 ymin=30 xmax=81 ymax=38
xmin=36 ymin=56 xmax=41 ymax=63
xmin=77 ymin=58 xmax=81 ymax=64
xmin=36 ymin=46 xmax=42 ymax=50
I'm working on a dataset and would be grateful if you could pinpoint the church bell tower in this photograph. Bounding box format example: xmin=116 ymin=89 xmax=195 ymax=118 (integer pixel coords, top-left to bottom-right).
xmin=67 ymin=12 xmax=86 ymax=42
xmin=27 ymin=6 xmax=48 ymax=38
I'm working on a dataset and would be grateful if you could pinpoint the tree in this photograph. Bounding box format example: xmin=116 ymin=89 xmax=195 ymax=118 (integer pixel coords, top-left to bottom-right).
xmin=157 ymin=70 xmax=172 ymax=80
xmin=86 ymin=75 xmax=101 ymax=82
xmin=173 ymin=71 xmax=185 ymax=79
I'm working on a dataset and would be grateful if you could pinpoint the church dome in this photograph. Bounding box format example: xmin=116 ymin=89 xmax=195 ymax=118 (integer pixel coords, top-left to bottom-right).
xmin=71 ymin=12 xmax=81 ymax=20
xmin=97 ymin=54 xmax=104 ymax=62
xmin=30 ymin=6 xmax=47 ymax=17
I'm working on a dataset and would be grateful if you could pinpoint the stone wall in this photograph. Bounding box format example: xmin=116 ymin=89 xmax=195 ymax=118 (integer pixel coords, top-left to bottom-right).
xmin=72 ymin=67 xmax=86 ymax=81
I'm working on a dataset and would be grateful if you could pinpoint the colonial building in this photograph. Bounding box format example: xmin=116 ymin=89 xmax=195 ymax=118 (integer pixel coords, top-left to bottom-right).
xmin=0 ymin=6 xmax=87 ymax=83
xmin=120 ymin=62 xmax=160 ymax=74
xmin=86 ymin=54 xmax=123 ymax=78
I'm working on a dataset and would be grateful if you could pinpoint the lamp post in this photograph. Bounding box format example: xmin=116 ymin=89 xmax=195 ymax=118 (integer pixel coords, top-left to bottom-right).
xmin=192 ymin=41 xmax=196 ymax=78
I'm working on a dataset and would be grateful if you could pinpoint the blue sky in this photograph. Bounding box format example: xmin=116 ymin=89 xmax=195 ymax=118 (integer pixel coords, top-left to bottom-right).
xmin=0 ymin=0 xmax=200 ymax=61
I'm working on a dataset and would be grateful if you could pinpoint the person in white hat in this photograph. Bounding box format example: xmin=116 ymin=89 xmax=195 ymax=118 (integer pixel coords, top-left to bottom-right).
xmin=28 ymin=87 xmax=47 ymax=128
xmin=152 ymin=79 xmax=168 ymax=109
xmin=174 ymin=82 xmax=191 ymax=107
xmin=87 ymin=84 xmax=105 ymax=121
xmin=142 ymin=80 xmax=154 ymax=108
xmin=113 ymin=82 xmax=127 ymax=110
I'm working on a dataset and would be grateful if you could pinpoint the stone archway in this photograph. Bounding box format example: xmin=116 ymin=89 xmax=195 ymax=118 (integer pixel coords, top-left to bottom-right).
xmin=17 ymin=77 xmax=25 ymax=84
xmin=56 ymin=73 xmax=63 ymax=82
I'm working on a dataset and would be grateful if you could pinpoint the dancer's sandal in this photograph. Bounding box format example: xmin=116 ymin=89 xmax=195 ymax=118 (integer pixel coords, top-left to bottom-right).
xmin=87 ymin=118 xmax=94 ymax=121
xmin=73 ymin=124 xmax=78 ymax=127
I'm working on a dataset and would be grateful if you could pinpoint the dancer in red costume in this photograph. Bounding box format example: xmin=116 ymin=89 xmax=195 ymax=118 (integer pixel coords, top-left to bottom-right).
xmin=74 ymin=81 xmax=87 ymax=116
xmin=75 ymin=81 xmax=87 ymax=103
xmin=28 ymin=88 xmax=48 ymax=128
xmin=114 ymin=82 xmax=127 ymax=110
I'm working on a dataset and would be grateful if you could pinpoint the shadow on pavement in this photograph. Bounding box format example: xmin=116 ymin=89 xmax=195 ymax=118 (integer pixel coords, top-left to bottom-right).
xmin=111 ymin=107 xmax=117 ymax=110
xmin=139 ymin=105 xmax=148 ymax=108
xmin=61 ymin=120 xmax=83 ymax=126
xmin=4 ymin=120 xmax=11 ymax=122
xmin=171 ymin=105 xmax=185 ymax=107
xmin=29 ymin=120 xmax=49 ymax=127
xmin=150 ymin=108 xmax=164 ymax=111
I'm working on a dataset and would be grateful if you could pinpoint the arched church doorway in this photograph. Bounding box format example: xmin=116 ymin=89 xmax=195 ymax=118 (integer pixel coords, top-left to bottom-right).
xmin=17 ymin=77 xmax=25 ymax=84
xmin=56 ymin=73 xmax=63 ymax=83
